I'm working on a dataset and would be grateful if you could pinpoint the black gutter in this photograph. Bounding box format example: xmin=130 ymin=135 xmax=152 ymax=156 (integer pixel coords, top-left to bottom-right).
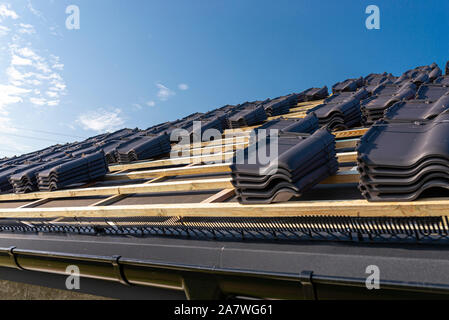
xmin=1 ymin=241 xmax=449 ymax=299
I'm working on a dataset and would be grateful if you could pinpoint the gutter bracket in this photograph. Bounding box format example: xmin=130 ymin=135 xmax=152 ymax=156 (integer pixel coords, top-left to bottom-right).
xmin=111 ymin=255 xmax=131 ymax=286
xmin=299 ymin=270 xmax=316 ymax=300
xmin=8 ymin=247 xmax=24 ymax=270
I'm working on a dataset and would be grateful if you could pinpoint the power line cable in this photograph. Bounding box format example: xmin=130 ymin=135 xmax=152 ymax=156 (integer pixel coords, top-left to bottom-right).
xmin=0 ymin=132 xmax=67 ymax=143
xmin=4 ymin=126 xmax=88 ymax=139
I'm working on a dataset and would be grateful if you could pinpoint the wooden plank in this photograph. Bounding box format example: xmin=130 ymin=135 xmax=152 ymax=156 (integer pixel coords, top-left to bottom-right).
xmin=109 ymin=151 xmax=236 ymax=172
xmin=89 ymin=194 xmax=128 ymax=207
xmin=111 ymin=169 xmax=129 ymax=175
xmin=0 ymin=178 xmax=233 ymax=202
xmin=18 ymin=198 xmax=51 ymax=209
xmin=281 ymin=111 xmax=307 ymax=118
xmin=108 ymin=150 xmax=355 ymax=175
xmin=174 ymin=142 xmax=248 ymax=152
xmin=336 ymin=138 xmax=359 ymax=149
xmin=1 ymin=199 xmax=449 ymax=218
xmin=105 ymin=162 xmax=358 ymax=184
xmin=338 ymin=166 xmax=358 ymax=172
xmin=103 ymin=163 xmax=232 ymax=181
xmin=224 ymin=127 xmax=368 ymax=139
xmin=188 ymin=136 xmax=357 ymax=152
xmin=334 ymin=128 xmax=368 ymax=138
xmin=221 ymin=128 xmax=368 ymax=139
xmin=201 ymin=189 xmax=235 ymax=203
xmin=268 ymin=114 xmax=303 ymax=120
xmin=223 ymin=128 xmax=254 ymax=136
xmin=283 ymin=114 xmax=306 ymax=119
xmin=195 ymin=137 xmax=249 ymax=149
xmin=321 ymin=169 xmax=359 ymax=184
xmin=90 ymin=176 xmax=168 ymax=207
xmin=177 ymin=137 xmax=357 ymax=153
xmin=289 ymin=105 xmax=322 ymax=113
xmin=172 ymin=142 xmax=248 ymax=156
xmin=336 ymin=151 xmax=357 ymax=163
xmin=143 ymin=176 xmax=168 ymax=184
xmin=108 ymin=149 xmax=356 ymax=174
xmin=295 ymin=99 xmax=325 ymax=107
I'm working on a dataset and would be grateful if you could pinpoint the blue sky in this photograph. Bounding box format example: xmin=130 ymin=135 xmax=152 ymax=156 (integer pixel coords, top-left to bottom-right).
xmin=0 ymin=0 xmax=448 ymax=157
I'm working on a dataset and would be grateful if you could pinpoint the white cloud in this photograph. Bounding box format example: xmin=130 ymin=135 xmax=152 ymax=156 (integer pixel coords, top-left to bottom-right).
xmin=4 ymin=45 xmax=66 ymax=107
xmin=49 ymin=25 xmax=62 ymax=37
xmin=29 ymin=97 xmax=47 ymax=106
xmin=6 ymin=66 xmax=32 ymax=82
xmin=0 ymin=116 xmax=32 ymax=156
xmin=16 ymin=47 xmax=38 ymax=59
xmin=18 ymin=23 xmax=35 ymax=34
xmin=27 ymin=1 xmax=45 ymax=21
xmin=156 ymin=83 xmax=175 ymax=101
xmin=4 ymin=44 xmax=67 ymax=107
xmin=26 ymin=79 xmax=41 ymax=86
xmin=146 ymin=100 xmax=156 ymax=107
xmin=178 ymin=83 xmax=189 ymax=91
xmin=49 ymin=54 xmax=64 ymax=70
xmin=47 ymin=100 xmax=59 ymax=106
xmin=50 ymin=80 xmax=66 ymax=91
xmin=0 ymin=116 xmax=18 ymax=133
xmin=52 ymin=63 xmax=64 ymax=70
xmin=34 ymin=60 xmax=51 ymax=73
xmin=46 ymin=90 xmax=58 ymax=98
xmin=0 ymin=84 xmax=31 ymax=114
xmin=0 ymin=25 xmax=10 ymax=36
xmin=77 ymin=108 xmax=125 ymax=132
xmin=0 ymin=2 xmax=66 ymax=156
xmin=11 ymin=54 xmax=32 ymax=66
xmin=0 ymin=4 xmax=18 ymax=20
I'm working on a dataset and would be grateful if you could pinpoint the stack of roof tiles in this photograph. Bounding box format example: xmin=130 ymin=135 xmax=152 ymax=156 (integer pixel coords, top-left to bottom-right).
xmin=361 ymin=64 xmax=442 ymax=124
xmin=298 ymin=86 xmax=329 ymax=102
xmin=394 ymin=63 xmax=442 ymax=85
xmin=114 ymin=134 xmax=171 ymax=163
xmin=364 ymin=73 xmax=395 ymax=93
xmin=176 ymin=113 xmax=228 ymax=142
xmin=37 ymin=151 xmax=109 ymax=191
xmin=231 ymin=128 xmax=338 ymax=204
xmin=416 ymin=83 xmax=449 ymax=101
xmin=257 ymin=113 xmax=319 ymax=134
xmin=0 ymin=142 xmax=111 ymax=193
xmin=0 ymin=165 xmax=31 ymax=193
xmin=332 ymin=77 xmax=364 ymax=93
xmin=9 ymin=159 xmax=68 ymax=193
xmin=357 ymin=63 xmax=449 ymax=202
xmin=306 ymin=88 xmax=369 ymax=130
xmin=260 ymin=94 xmax=296 ymax=117
xmin=227 ymin=104 xmax=268 ymax=129
xmin=384 ymin=92 xmax=449 ymax=121
xmin=357 ymin=112 xmax=449 ymax=201
xmin=435 ymin=75 xmax=449 ymax=85
xmin=259 ymin=88 xmax=327 ymax=117
xmin=360 ymin=81 xmax=418 ymax=124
